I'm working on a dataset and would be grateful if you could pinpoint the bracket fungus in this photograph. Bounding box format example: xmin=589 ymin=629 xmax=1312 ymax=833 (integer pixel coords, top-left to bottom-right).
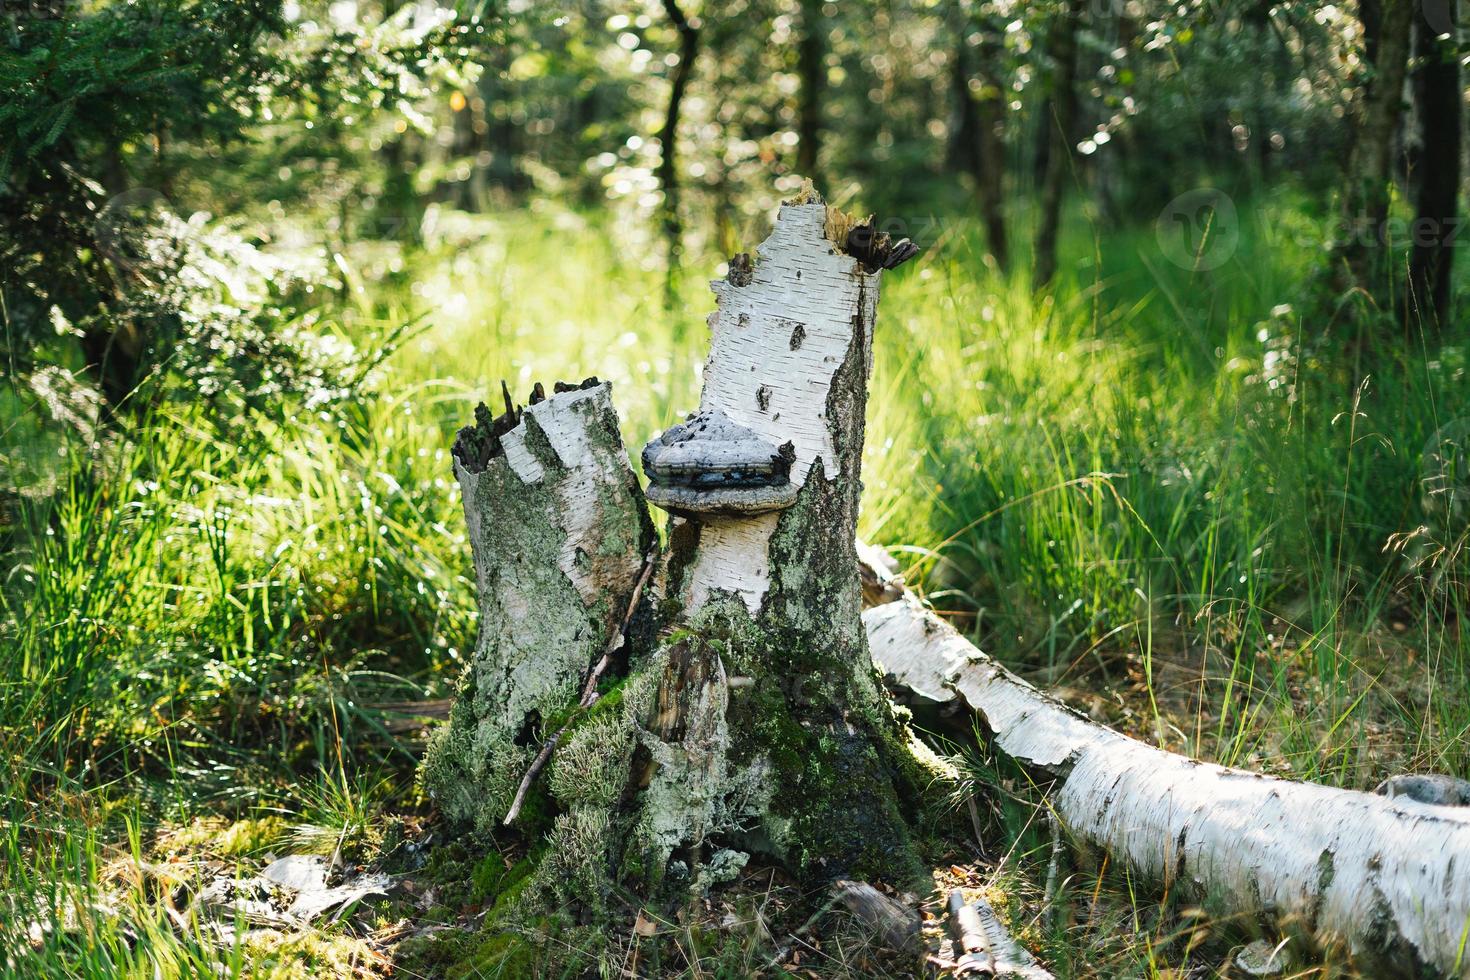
xmin=641 ymin=409 xmax=798 ymax=517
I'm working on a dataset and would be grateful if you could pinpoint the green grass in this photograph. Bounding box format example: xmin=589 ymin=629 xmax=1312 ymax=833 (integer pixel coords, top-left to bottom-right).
xmin=2 ymin=191 xmax=1467 ymax=976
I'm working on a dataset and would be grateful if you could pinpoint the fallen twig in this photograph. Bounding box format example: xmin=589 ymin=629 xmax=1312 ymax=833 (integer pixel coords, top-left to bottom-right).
xmin=831 ymin=880 xmax=920 ymax=953
xmin=504 ymin=553 xmax=657 ymax=826
xmin=370 ymin=698 xmax=453 ymax=734
xmin=1040 ymin=809 xmax=1063 ymax=931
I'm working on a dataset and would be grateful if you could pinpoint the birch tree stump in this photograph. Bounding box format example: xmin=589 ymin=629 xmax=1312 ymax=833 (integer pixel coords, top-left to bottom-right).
xmin=424 ymin=189 xmax=932 ymax=931
xmin=423 ymin=380 xmax=656 ymax=830
xmin=634 ymin=189 xmax=927 ymax=888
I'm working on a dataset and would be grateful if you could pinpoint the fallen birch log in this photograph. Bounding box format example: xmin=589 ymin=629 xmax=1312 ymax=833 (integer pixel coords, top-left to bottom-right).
xmin=863 ymin=591 xmax=1470 ymax=977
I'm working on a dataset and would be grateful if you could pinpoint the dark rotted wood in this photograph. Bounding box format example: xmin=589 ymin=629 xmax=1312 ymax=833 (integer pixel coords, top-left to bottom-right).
xmin=844 ymin=220 xmax=920 ymax=273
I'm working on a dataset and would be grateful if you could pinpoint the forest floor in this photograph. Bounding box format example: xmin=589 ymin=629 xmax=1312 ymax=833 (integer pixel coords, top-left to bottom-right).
xmin=3 ymin=196 xmax=1468 ymax=977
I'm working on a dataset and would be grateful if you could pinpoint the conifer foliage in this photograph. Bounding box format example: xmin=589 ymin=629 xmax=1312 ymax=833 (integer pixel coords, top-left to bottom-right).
xmin=0 ymin=0 xmax=475 ymax=410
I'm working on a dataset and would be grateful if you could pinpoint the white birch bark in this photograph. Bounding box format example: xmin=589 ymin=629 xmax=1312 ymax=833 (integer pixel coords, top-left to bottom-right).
xmin=426 ymin=193 xmax=926 ymax=919
xmin=424 ymin=382 xmax=654 ymax=830
xmin=680 ymin=512 xmax=779 ymax=614
xmin=865 ymin=593 xmax=1470 ymax=976
xmin=671 ymin=198 xmax=877 ymax=616
xmin=632 ymin=192 xmax=926 ymax=889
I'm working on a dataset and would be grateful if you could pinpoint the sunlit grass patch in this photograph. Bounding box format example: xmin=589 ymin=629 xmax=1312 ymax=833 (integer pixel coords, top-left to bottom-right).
xmin=158 ymin=817 xmax=291 ymax=861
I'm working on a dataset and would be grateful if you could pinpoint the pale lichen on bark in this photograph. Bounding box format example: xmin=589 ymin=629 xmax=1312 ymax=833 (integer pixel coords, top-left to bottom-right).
xmin=423 ymin=382 xmax=653 ymax=831
xmin=636 ymin=191 xmax=927 ymax=888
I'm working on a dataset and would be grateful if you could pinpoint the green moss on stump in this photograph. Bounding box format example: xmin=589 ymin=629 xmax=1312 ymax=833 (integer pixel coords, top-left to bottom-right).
xmin=423 ymin=385 xmax=652 ymax=836
xmin=420 ymin=346 xmax=937 ymax=963
xmin=697 ymin=595 xmax=930 ymax=888
xmin=395 ymin=928 xmax=545 ymax=980
xmin=471 ymin=850 xmax=539 ymax=906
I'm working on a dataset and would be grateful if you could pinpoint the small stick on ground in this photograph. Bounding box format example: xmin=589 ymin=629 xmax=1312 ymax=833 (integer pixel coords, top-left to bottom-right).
xmin=575 ymin=554 xmax=657 ymax=709
xmin=967 ymin=794 xmax=989 ymax=862
xmin=503 ymin=553 xmax=657 ymax=826
xmin=769 ymin=893 xmax=842 ymax=969
xmin=830 ymin=880 xmax=920 ymax=953
xmin=1042 ymin=808 xmax=1064 ymax=930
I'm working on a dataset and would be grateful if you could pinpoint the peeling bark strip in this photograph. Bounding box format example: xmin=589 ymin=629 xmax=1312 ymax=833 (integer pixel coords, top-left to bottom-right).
xmin=864 ymin=594 xmax=1470 ymax=976
xmin=947 ymin=889 xmax=1053 ymax=979
xmin=423 ymin=382 xmax=654 ymax=831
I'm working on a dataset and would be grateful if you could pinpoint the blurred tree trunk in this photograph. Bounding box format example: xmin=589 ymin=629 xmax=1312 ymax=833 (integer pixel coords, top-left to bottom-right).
xmin=1244 ymin=0 xmax=1274 ymax=181
xmin=87 ymin=147 xmax=142 ymax=410
xmin=657 ymin=0 xmax=700 ymax=307
xmin=1333 ymin=0 xmax=1413 ymax=302
xmin=796 ymin=0 xmax=824 ymax=180
xmin=976 ymin=53 xmax=1010 ymax=274
xmin=378 ymin=0 xmax=417 ymax=231
xmin=451 ymin=91 xmax=479 ymax=212
xmin=1093 ymin=6 xmax=1136 ymax=226
xmin=1361 ymin=0 xmax=1383 ymax=65
xmin=1406 ymin=4 xmax=1460 ymax=332
xmin=712 ymin=117 xmax=740 ymax=258
xmin=479 ymin=47 xmax=526 ymax=194
xmin=80 ymin=323 xmax=141 ymax=413
xmin=951 ymin=13 xmax=1010 ymax=272
xmin=1033 ymin=0 xmax=1084 ymax=290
